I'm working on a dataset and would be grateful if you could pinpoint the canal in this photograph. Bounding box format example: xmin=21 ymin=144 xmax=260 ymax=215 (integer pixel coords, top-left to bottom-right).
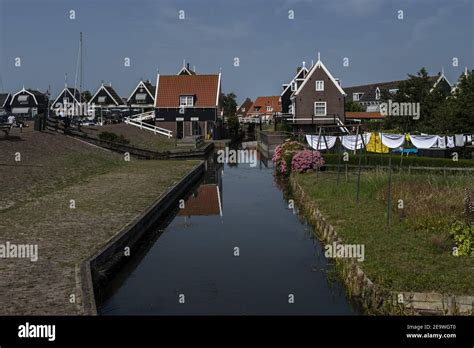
xmin=99 ymin=151 xmax=359 ymax=315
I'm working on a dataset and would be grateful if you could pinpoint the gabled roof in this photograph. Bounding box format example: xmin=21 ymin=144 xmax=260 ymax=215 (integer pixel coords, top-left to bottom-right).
xmin=51 ymin=87 xmax=83 ymax=106
xmin=247 ymin=96 xmax=281 ymax=114
xmin=0 ymin=93 xmax=11 ymax=108
xmin=10 ymin=88 xmax=48 ymax=106
xmin=90 ymin=84 xmax=124 ymax=106
xmin=281 ymin=66 xmax=309 ymax=96
xmin=177 ymin=66 xmax=196 ymax=76
xmin=127 ymin=80 xmax=156 ymax=102
xmin=294 ymin=59 xmax=346 ymax=96
xmin=155 ymin=74 xmax=220 ymax=108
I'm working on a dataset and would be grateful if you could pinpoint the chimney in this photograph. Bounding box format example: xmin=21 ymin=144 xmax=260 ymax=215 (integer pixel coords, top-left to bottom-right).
xmin=187 ymin=62 xmax=190 ymax=70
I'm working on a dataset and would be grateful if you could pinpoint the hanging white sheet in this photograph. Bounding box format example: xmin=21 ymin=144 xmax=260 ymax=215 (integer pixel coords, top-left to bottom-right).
xmin=410 ymin=135 xmax=439 ymax=149
xmin=447 ymin=136 xmax=455 ymax=148
xmin=380 ymin=133 xmax=405 ymax=149
xmin=455 ymin=134 xmax=465 ymax=147
xmin=339 ymin=133 xmax=371 ymax=151
xmin=436 ymin=136 xmax=446 ymax=149
xmin=306 ymin=135 xmax=337 ymax=150
xmin=467 ymin=135 xmax=473 ymax=145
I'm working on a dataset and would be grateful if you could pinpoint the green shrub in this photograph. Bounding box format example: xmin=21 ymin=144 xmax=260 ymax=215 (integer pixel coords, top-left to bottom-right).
xmin=450 ymin=221 xmax=473 ymax=256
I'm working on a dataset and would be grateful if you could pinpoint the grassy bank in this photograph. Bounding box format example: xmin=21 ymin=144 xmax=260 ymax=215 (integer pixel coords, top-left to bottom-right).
xmin=293 ymin=171 xmax=474 ymax=295
xmin=0 ymin=128 xmax=199 ymax=314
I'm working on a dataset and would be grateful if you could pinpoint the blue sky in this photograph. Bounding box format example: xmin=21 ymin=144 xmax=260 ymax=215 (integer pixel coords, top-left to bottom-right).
xmin=0 ymin=0 xmax=472 ymax=104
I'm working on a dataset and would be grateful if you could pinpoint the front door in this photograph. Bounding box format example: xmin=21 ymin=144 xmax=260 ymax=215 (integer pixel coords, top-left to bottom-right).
xmin=177 ymin=121 xmax=184 ymax=139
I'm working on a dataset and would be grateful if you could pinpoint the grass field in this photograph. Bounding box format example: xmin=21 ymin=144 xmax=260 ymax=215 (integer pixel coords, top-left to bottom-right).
xmin=0 ymin=127 xmax=199 ymax=314
xmin=293 ymin=170 xmax=474 ymax=295
xmin=81 ymin=123 xmax=177 ymax=152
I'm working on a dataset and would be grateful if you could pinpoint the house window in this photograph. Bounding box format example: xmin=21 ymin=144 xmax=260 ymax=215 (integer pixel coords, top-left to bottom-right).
xmin=291 ymin=82 xmax=297 ymax=91
xmin=353 ymin=93 xmax=363 ymax=101
xmin=315 ymin=80 xmax=324 ymax=91
xmin=98 ymin=96 xmax=106 ymax=103
xmin=389 ymin=88 xmax=398 ymax=94
xmin=375 ymin=88 xmax=381 ymax=100
xmin=136 ymin=93 xmax=147 ymax=101
xmin=241 ymin=107 xmax=245 ymax=112
xmin=18 ymin=95 xmax=29 ymax=102
xmin=254 ymin=106 xmax=261 ymax=112
xmin=266 ymin=106 xmax=273 ymax=112
xmin=314 ymin=102 xmax=327 ymax=116
xmin=180 ymin=96 xmax=194 ymax=107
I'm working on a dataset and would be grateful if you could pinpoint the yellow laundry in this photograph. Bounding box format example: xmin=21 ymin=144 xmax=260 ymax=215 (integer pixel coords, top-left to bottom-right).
xmin=366 ymin=133 xmax=389 ymax=153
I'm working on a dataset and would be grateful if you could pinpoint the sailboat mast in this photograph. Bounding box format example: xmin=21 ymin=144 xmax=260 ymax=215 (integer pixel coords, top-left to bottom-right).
xmin=79 ymin=32 xmax=83 ymax=105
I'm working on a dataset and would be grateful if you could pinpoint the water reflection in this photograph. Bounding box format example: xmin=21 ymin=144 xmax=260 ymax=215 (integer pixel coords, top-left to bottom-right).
xmin=99 ymin=150 xmax=359 ymax=315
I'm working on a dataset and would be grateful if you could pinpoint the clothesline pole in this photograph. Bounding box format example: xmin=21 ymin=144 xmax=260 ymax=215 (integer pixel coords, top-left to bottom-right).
xmin=337 ymin=138 xmax=342 ymax=184
xmin=387 ymin=150 xmax=393 ymax=228
xmin=356 ymin=125 xmax=365 ymax=203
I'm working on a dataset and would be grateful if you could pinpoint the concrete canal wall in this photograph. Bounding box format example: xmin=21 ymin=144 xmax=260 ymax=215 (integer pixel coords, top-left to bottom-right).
xmin=289 ymin=177 xmax=473 ymax=315
xmin=257 ymin=131 xmax=289 ymax=158
xmin=79 ymin=161 xmax=206 ymax=315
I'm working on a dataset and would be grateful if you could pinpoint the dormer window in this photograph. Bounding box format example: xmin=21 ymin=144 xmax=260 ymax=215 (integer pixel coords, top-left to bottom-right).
xmin=353 ymin=93 xmax=363 ymax=101
xmin=180 ymin=95 xmax=194 ymax=107
xmin=136 ymin=93 xmax=147 ymax=101
xmin=266 ymin=106 xmax=273 ymax=112
xmin=18 ymin=95 xmax=29 ymax=102
xmin=375 ymin=87 xmax=381 ymax=100
xmin=315 ymin=80 xmax=324 ymax=91
xmin=254 ymin=106 xmax=261 ymax=112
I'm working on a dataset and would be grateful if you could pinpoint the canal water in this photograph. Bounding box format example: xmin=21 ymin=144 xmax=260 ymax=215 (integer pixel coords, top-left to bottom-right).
xmin=100 ymin=152 xmax=359 ymax=315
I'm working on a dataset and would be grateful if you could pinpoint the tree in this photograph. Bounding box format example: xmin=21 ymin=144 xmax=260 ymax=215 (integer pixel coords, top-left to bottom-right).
xmin=220 ymin=92 xmax=240 ymax=137
xmin=345 ymin=100 xmax=365 ymax=112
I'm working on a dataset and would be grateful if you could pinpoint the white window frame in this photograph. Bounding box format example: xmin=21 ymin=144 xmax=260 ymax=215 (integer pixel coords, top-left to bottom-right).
xmin=375 ymin=87 xmax=381 ymax=100
xmin=353 ymin=93 xmax=362 ymax=101
xmin=135 ymin=93 xmax=147 ymax=101
xmin=18 ymin=95 xmax=29 ymax=102
xmin=98 ymin=96 xmax=106 ymax=103
xmin=315 ymin=80 xmax=324 ymax=91
xmin=266 ymin=106 xmax=273 ymax=112
xmin=314 ymin=101 xmax=327 ymax=116
xmin=389 ymin=88 xmax=398 ymax=94
xmin=180 ymin=95 xmax=194 ymax=107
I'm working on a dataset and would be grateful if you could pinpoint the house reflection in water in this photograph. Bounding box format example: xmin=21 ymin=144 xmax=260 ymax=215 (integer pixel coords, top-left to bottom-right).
xmin=178 ymin=155 xmax=223 ymax=219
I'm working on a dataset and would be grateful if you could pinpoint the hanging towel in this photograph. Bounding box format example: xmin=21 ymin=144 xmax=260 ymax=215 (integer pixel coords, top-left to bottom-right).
xmin=380 ymin=133 xmax=405 ymax=149
xmin=446 ymin=136 xmax=455 ymax=148
xmin=455 ymin=134 xmax=465 ymax=147
xmin=437 ymin=136 xmax=446 ymax=149
xmin=306 ymin=135 xmax=337 ymax=150
xmin=410 ymin=135 xmax=439 ymax=149
xmin=366 ymin=132 xmax=389 ymax=153
xmin=339 ymin=133 xmax=371 ymax=151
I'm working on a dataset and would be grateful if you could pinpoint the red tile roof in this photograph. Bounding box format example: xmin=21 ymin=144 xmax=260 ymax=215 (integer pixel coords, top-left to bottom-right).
xmin=155 ymin=74 xmax=220 ymax=108
xmin=345 ymin=111 xmax=384 ymax=120
xmin=247 ymin=96 xmax=281 ymax=115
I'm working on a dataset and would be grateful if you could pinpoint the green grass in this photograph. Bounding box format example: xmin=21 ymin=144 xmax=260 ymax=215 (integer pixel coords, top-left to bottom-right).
xmin=293 ymin=171 xmax=474 ymax=295
xmin=322 ymin=152 xmax=474 ymax=168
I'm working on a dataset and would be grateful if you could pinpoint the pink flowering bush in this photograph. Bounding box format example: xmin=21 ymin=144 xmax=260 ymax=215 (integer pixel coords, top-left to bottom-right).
xmin=291 ymin=149 xmax=325 ymax=173
xmin=272 ymin=140 xmax=305 ymax=176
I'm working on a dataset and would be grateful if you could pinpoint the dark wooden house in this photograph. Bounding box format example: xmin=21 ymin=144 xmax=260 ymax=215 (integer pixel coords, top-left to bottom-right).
xmin=0 ymin=93 xmax=12 ymax=112
xmin=281 ymin=65 xmax=308 ymax=114
xmin=289 ymin=58 xmax=346 ymax=130
xmin=154 ymin=72 xmax=221 ymax=139
xmin=127 ymin=80 xmax=155 ymax=112
xmin=10 ymin=88 xmax=49 ymax=117
xmin=89 ymin=83 xmax=124 ymax=112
